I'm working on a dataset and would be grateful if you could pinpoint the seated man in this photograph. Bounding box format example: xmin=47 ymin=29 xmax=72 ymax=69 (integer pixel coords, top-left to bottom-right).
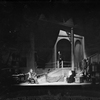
xmin=67 ymin=70 xmax=76 ymax=83
xmin=26 ymin=69 xmax=38 ymax=84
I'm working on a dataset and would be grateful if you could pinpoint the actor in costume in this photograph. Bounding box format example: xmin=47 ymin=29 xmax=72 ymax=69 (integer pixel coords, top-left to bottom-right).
xmin=27 ymin=69 xmax=38 ymax=84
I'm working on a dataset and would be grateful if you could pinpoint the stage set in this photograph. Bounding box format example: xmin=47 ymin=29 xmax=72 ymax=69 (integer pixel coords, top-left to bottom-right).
xmin=12 ymin=19 xmax=91 ymax=86
xmin=15 ymin=24 xmax=91 ymax=86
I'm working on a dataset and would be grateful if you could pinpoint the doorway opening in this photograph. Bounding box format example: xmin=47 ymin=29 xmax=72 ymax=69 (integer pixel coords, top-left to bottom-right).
xmin=57 ymin=39 xmax=71 ymax=67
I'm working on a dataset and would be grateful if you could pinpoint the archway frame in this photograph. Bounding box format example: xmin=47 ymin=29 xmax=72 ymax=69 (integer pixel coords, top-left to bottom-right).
xmin=54 ymin=30 xmax=86 ymax=71
xmin=54 ymin=30 xmax=71 ymax=68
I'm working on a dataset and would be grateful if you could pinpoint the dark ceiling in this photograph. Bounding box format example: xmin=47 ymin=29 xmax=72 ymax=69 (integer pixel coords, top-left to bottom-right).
xmin=0 ymin=0 xmax=100 ymax=56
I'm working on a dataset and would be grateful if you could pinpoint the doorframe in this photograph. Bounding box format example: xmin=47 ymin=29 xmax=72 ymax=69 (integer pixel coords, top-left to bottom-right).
xmin=54 ymin=30 xmax=86 ymax=71
xmin=54 ymin=30 xmax=71 ymax=68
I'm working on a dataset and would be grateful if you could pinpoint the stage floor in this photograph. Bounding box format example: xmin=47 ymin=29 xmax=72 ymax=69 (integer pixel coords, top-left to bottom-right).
xmin=19 ymin=82 xmax=91 ymax=86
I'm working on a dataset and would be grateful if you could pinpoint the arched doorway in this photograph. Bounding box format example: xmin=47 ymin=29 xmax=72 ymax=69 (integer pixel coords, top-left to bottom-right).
xmin=57 ymin=39 xmax=71 ymax=67
xmin=74 ymin=40 xmax=83 ymax=70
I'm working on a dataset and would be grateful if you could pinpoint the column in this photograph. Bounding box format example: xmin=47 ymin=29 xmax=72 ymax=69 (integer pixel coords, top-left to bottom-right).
xmin=71 ymin=27 xmax=74 ymax=71
xmin=54 ymin=44 xmax=57 ymax=69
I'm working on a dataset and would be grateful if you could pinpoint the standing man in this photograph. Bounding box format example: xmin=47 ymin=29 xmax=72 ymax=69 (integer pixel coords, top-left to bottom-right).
xmin=58 ymin=51 xmax=62 ymax=68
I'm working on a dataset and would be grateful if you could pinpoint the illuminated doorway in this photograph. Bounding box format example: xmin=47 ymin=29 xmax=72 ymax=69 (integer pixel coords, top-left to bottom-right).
xmin=57 ymin=39 xmax=71 ymax=67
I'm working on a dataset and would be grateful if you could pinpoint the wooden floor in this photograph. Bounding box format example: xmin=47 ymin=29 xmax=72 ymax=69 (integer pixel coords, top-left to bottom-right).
xmin=19 ymin=81 xmax=91 ymax=86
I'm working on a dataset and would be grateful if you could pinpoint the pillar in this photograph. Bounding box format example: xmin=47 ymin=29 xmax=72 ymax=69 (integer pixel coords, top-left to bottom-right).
xmin=71 ymin=27 xmax=74 ymax=71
